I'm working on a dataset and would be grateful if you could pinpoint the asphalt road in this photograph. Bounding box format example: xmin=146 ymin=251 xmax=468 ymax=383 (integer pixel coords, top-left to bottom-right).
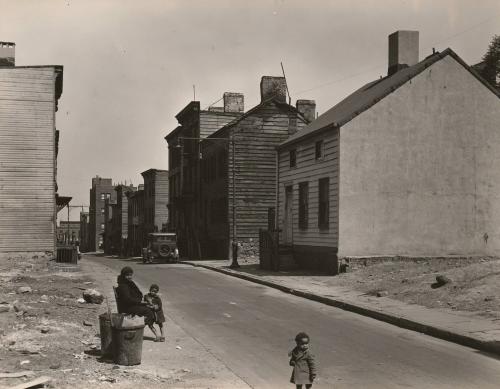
xmin=88 ymin=256 xmax=500 ymax=389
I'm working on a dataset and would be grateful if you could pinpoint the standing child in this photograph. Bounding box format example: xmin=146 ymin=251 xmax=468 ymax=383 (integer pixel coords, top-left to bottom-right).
xmin=144 ymin=284 xmax=165 ymax=342
xmin=289 ymin=332 xmax=317 ymax=389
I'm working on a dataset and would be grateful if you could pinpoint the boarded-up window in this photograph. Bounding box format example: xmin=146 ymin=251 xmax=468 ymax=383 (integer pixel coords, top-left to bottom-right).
xmin=290 ymin=149 xmax=297 ymax=168
xmin=318 ymin=177 xmax=329 ymax=229
xmin=298 ymin=182 xmax=309 ymax=229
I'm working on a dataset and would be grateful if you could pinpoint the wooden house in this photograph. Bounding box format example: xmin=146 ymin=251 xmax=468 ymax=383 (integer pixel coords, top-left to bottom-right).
xmin=199 ymin=76 xmax=313 ymax=259
xmin=0 ymin=42 xmax=64 ymax=257
xmin=276 ymin=31 xmax=500 ymax=273
xmin=126 ymin=185 xmax=145 ymax=256
xmin=141 ymin=169 xmax=169 ymax=235
xmin=165 ymin=94 xmax=244 ymax=258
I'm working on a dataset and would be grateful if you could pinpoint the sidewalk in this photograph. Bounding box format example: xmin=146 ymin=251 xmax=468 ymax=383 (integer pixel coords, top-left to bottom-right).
xmin=80 ymin=259 xmax=250 ymax=389
xmin=182 ymin=259 xmax=500 ymax=357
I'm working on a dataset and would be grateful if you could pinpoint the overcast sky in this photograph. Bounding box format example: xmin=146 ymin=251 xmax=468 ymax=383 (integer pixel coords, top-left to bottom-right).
xmin=1 ymin=0 xmax=498 ymax=220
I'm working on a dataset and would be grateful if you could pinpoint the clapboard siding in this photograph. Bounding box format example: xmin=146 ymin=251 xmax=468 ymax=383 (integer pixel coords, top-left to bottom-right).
xmin=278 ymin=128 xmax=339 ymax=248
xmin=153 ymin=170 xmax=169 ymax=230
xmin=199 ymin=112 xmax=239 ymax=138
xmin=0 ymin=67 xmax=57 ymax=252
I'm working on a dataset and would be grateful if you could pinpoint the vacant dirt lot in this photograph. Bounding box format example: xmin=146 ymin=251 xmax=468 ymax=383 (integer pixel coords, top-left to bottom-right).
xmin=0 ymin=255 xmax=172 ymax=389
xmin=335 ymin=257 xmax=500 ymax=319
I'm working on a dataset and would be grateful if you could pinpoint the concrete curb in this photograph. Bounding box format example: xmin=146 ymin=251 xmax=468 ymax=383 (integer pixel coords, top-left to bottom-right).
xmin=181 ymin=261 xmax=500 ymax=357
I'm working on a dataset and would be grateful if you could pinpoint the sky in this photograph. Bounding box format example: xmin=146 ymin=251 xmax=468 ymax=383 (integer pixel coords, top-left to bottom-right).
xmin=0 ymin=0 xmax=498 ymax=220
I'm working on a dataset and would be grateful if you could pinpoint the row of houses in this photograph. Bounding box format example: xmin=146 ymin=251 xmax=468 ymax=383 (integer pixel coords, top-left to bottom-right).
xmin=0 ymin=42 xmax=68 ymax=258
xmin=165 ymin=30 xmax=500 ymax=273
xmin=79 ymin=170 xmax=169 ymax=256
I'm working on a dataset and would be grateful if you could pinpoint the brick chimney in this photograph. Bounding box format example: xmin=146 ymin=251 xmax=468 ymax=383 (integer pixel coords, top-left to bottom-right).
xmin=0 ymin=42 xmax=15 ymax=66
xmin=260 ymin=76 xmax=287 ymax=102
xmin=296 ymin=100 xmax=316 ymax=123
xmin=223 ymin=92 xmax=244 ymax=113
xmin=388 ymin=31 xmax=419 ymax=76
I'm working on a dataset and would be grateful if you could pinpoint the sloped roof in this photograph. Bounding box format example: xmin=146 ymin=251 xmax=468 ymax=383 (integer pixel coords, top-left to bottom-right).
xmin=207 ymin=97 xmax=307 ymax=140
xmin=279 ymin=48 xmax=499 ymax=149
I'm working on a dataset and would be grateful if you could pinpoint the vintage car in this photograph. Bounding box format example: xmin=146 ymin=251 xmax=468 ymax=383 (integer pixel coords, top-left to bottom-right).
xmin=142 ymin=232 xmax=179 ymax=263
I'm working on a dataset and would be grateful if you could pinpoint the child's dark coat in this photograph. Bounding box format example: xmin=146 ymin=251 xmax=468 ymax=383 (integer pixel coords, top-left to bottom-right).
xmin=144 ymin=293 xmax=165 ymax=324
xmin=289 ymin=347 xmax=317 ymax=385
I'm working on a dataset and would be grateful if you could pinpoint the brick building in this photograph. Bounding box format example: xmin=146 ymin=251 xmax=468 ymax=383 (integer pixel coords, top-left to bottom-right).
xmin=0 ymin=42 xmax=64 ymax=257
xmin=88 ymin=176 xmax=116 ymax=251
xmin=112 ymin=184 xmax=136 ymax=255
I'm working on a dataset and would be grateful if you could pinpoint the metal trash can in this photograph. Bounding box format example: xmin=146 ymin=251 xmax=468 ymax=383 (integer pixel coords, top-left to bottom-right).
xmin=111 ymin=315 xmax=145 ymax=366
xmin=99 ymin=313 xmax=121 ymax=357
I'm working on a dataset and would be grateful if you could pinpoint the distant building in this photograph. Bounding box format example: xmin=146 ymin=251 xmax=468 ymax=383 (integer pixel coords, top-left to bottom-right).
xmin=103 ymin=197 xmax=116 ymax=255
xmin=165 ymin=93 xmax=244 ymax=258
xmin=112 ymin=184 xmax=136 ymax=255
xmin=88 ymin=176 xmax=116 ymax=251
xmin=141 ymin=169 xmax=169 ymax=236
xmin=79 ymin=212 xmax=89 ymax=252
xmin=199 ymin=77 xmax=311 ymax=259
xmin=126 ymin=185 xmax=145 ymax=256
xmin=57 ymin=221 xmax=80 ymax=244
xmin=277 ymin=31 xmax=500 ymax=273
xmin=0 ymin=42 xmax=64 ymax=257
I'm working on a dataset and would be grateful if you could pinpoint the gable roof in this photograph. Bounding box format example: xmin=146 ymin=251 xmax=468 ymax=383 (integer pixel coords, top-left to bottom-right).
xmin=279 ymin=48 xmax=500 ymax=149
xmin=206 ymin=97 xmax=307 ymax=140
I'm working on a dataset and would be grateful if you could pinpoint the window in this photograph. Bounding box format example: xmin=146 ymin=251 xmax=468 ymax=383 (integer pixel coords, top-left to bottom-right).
xmin=318 ymin=178 xmax=330 ymax=229
xmin=100 ymin=193 xmax=105 ymax=200
xmin=100 ymin=223 xmax=105 ymax=230
xmin=289 ymin=149 xmax=297 ymax=168
xmin=298 ymin=182 xmax=309 ymax=229
xmin=315 ymin=140 xmax=324 ymax=160
xmin=101 ymin=208 xmax=105 ymax=215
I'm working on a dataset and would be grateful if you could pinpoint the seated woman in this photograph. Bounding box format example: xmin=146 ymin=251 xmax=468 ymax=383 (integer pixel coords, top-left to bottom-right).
xmin=116 ymin=266 xmax=158 ymax=339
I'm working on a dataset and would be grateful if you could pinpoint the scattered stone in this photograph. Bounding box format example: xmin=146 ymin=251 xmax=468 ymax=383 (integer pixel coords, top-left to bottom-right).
xmin=83 ymin=320 xmax=93 ymax=326
xmin=484 ymin=296 xmax=495 ymax=302
xmin=435 ymin=275 xmax=451 ymax=286
xmin=0 ymin=305 xmax=10 ymax=313
xmin=40 ymin=327 xmax=50 ymax=334
xmin=49 ymin=362 xmax=61 ymax=369
xmin=181 ymin=368 xmax=191 ymax=373
xmin=40 ymin=295 xmax=48 ymax=301
xmin=99 ymin=376 xmax=116 ymax=383
xmin=176 ymin=345 xmax=182 ymax=350
xmin=376 ymin=290 xmax=389 ymax=297
xmin=17 ymin=286 xmax=32 ymax=294
xmin=13 ymin=302 xmax=28 ymax=314
xmin=112 ymin=365 xmax=120 ymax=370
xmin=401 ymin=278 xmax=409 ymax=284
xmin=77 ymin=298 xmax=86 ymax=304
xmin=20 ymin=360 xmax=30 ymax=365
xmin=82 ymin=289 xmax=104 ymax=304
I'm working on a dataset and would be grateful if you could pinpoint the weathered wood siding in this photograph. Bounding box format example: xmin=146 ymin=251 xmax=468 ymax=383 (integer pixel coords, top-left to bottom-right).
xmin=153 ymin=170 xmax=169 ymax=231
xmin=278 ymin=128 xmax=339 ymax=248
xmin=0 ymin=67 xmax=57 ymax=253
xmin=199 ymin=112 xmax=239 ymax=139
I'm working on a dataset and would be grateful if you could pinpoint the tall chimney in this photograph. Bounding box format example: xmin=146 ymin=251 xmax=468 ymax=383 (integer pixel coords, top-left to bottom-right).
xmin=223 ymin=92 xmax=244 ymax=113
xmin=388 ymin=31 xmax=419 ymax=76
xmin=0 ymin=42 xmax=15 ymax=66
xmin=296 ymin=100 xmax=316 ymax=123
xmin=260 ymin=76 xmax=287 ymax=102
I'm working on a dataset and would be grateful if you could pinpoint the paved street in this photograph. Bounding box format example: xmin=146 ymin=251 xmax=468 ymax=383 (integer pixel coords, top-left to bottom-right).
xmin=87 ymin=255 xmax=500 ymax=389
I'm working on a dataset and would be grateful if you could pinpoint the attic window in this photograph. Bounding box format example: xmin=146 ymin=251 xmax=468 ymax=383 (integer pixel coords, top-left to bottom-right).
xmin=315 ymin=140 xmax=324 ymax=160
xmin=289 ymin=149 xmax=297 ymax=168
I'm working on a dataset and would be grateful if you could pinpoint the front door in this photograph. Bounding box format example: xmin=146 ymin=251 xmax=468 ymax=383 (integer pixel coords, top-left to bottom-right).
xmin=284 ymin=185 xmax=293 ymax=245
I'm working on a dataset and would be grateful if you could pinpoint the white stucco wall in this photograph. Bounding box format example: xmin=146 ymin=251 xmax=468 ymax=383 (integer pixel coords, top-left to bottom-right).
xmin=338 ymin=55 xmax=500 ymax=257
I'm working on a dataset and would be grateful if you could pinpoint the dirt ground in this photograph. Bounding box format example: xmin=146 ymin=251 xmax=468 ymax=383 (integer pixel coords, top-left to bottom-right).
xmin=335 ymin=257 xmax=500 ymax=319
xmin=0 ymin=255 xmax=176 ymax=389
